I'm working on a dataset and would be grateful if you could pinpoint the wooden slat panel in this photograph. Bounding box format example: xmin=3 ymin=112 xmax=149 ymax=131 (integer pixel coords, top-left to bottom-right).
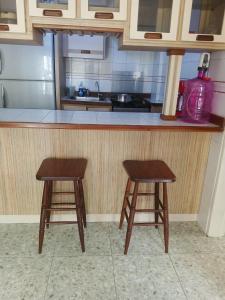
xmin=0 ymin=128 xmax=211 ymax=215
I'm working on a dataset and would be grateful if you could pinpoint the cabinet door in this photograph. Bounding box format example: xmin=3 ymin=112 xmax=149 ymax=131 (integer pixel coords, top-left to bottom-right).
xmin=130 ymin=0 xmax=180 ymax=41
xmin=29 ymin=0 xmax=76 ymax=18
xmin=62 ymin=104 xmax=87 ymax=111
xmin=87 ymin=105 xmax=112 ymax=111
xmin=182 ymin=0 xmax=225 ymax=43
xmin=81 ymin=0 xmax=127 ymax=21
xmin=0 ymin=0 xmax=25 ymax=33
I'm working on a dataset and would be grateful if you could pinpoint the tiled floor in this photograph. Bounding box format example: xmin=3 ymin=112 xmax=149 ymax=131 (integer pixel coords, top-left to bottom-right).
xmin=0 ymin=222 xmax=225 ymax=300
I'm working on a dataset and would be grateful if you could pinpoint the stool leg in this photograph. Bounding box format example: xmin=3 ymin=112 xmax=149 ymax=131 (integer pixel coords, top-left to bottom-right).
xmin=39 ymin=181 xmax=48 ymax=254
xmin=74 ymin=180 xmax=85 ymax=252
xmin=79 ymin=180 xmax=86 ymax=228
xmin=124 ymin=182 xmax=139 ymax=255
xmin=163 ymin=183 xmax=169 ymax=253
xmin=154 ymin=182 xmax=159 ymax=229
xmin=46 ymin=181 xmax=53 ymax=229
xmin=119 ymin=179 xmax=132 ymax=229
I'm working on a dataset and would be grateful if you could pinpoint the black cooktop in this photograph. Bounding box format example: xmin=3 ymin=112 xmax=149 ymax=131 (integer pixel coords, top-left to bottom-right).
xmin=111 ymin=94 xmax=151 ymax=109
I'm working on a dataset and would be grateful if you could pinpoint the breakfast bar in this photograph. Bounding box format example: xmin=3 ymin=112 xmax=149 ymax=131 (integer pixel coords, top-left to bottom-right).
xmin=0 ymin=108 xmax=221 ymax=222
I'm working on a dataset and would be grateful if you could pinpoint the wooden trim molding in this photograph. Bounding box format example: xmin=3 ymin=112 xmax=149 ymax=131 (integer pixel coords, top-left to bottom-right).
xmin=33 ymin=23 xmax=124 ymax=34
xmin=160 ymin=114 xmax=177 ymax=121
xmin=167 ymin=49 xmax=185 ymax=56
xmin=209 ymin=113 xmax=225 ymax=128
xmin=0 ymin=122 xmax=222 ymax=132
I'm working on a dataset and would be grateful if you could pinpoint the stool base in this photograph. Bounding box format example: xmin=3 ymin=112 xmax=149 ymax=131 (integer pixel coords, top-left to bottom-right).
xmin=119 ymin=179 xmax=169 ymax=255
xmin=38 ymin=179 xmax=86 ymax=254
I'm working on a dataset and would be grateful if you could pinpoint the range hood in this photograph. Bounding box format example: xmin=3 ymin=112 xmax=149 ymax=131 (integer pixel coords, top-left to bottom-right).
xmin=63 ymin=34 xmax=106 ymax=60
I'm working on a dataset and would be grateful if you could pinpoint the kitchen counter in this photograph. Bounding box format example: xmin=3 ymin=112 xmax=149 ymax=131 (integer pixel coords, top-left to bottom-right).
xmin=0 ymin=108 xmax=218 ymax=219
xmin=0 ymin=109 xmax=222 ymax=132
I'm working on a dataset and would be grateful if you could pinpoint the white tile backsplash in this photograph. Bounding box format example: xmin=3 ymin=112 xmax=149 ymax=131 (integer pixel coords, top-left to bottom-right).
xmin=65 ymin=36 xmax=201 ymax=100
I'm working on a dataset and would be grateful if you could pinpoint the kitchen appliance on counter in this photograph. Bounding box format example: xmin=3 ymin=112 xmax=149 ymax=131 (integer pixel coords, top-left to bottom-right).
xmin=0 ymin=33 xmax=55 ymax=109
xmin=112 ymin=94 xmax=151 ymax=112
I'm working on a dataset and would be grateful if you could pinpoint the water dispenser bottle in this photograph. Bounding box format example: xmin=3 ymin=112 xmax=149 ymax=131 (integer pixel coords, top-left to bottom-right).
xmin=181 ymin=53 xmax=214 ymax=124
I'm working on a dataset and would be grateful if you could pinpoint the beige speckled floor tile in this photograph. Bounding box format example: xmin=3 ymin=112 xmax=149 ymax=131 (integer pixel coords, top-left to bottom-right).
xmin=109 ymin=223 xmax=164 ymax=255
xmin=159 ymin=222 xmax=208 ymax=254
xmin=54 ymin=223 xmax=111 ymax=256
xmin=171 ymin=253 xmax=225 ymax=300
xmin=159 ymin=222 xmax=225 ymax=254
xmin=0 ymin=225 xmax=57 ymax=257
xmin=45 ymin=256 xmax=116 ymax=300
xmin=0 ymin=256 xmax=52 ymax=300
xmin=113 ymin=255 xmax=186 ymax=300
xmin=0 ymin=222 xmax=225 ymax=300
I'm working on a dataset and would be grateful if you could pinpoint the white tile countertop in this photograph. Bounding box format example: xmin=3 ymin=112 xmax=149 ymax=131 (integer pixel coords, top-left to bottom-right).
xmin=0 ymin=109 xmax=222 ymax=132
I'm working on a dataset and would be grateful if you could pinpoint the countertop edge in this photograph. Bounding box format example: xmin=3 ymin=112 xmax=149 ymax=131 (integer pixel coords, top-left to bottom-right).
xmin=0 ymin=121 xmax=222 ymax=132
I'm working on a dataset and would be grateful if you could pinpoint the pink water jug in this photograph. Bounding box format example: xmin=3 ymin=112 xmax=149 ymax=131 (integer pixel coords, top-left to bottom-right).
xmin=181 ymin=73 xmax=213 ymax=124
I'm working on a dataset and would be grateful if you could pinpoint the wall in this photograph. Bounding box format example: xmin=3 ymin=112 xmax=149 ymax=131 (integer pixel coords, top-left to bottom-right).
xmin=65 ymin=36 xmax=201 ymax=103
xmin=65 ymin=36 xmax=168 ymax=101
xmin=180 ymin=53 xmax=201 ymax=80
xmin=198 ymin=51 xmax=225 ymax=237
xmin=209 ymin=52 xmax=225 ymax=116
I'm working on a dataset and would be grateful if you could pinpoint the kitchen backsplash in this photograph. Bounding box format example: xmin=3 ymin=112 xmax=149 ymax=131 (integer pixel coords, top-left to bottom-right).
xmin=65 ymin=36 xmax=201 ymax=102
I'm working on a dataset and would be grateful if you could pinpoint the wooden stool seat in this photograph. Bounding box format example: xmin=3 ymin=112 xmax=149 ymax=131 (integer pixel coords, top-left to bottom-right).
xmin=36 ymin=158 xmax=87 ymax=254
xmin=120 ymin=160 xmax=176 ymax=255
xmin=123 ymin=160 xmax=176 ymax=183
xmin=36 ymin=158 xmax=87 ymax=181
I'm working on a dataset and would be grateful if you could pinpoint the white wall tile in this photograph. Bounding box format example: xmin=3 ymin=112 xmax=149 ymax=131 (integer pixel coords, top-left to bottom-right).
xmin=65 ymin=37 xmax=201 ymax=95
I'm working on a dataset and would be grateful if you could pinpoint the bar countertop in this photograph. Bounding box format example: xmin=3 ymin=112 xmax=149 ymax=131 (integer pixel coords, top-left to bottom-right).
xmin=0 ymin=109 xmax=223 ymax=132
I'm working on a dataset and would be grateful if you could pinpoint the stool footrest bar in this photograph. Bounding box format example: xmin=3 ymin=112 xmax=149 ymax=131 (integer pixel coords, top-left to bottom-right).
xmin=158 ymin=212 xmax=164 ymax=221
xmin=44 ymin=207 xmax=76 ymax=211
xmin=129 ymin=192 xmax=155 ymax=196
xmin=51 ymin=202 xmax=76 ymax=206
xmin=124 ymin=210 xmax=129 ymax=222
xmin=46 ymin=221 xmax=78 ymax=225
xmin=135 ymin=209 xmax=164 ymax=213
xmin=159 ymin=199 xmax=164 ymax=209
xmin=52 ymin=192 xmax=75 ymax=195
xmin=133 ymin=222 xmax=164 ymax=226
xmin=127 ymin=200 xmax=131 ymax=209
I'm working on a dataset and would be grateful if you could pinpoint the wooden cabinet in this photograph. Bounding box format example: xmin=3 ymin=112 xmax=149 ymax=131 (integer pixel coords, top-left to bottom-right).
xmin=182 ymin=0 xmax=225 ymax=43
xmin=0 ymin=0 xmax=26 ymax=33
xmin=62 ymin=102 xmax=112 ymax=111
xmin=29 ymin=0 xmax=76 ymax=18
xmin=130 ymin=0 xmax=181 ymax=41
xmin=80 ymin=0 xmax=127 ymax=21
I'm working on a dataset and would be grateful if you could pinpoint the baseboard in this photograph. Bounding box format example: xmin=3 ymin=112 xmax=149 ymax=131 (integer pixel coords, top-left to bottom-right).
xmin=0 ymin=214 xmax=198 ymax=224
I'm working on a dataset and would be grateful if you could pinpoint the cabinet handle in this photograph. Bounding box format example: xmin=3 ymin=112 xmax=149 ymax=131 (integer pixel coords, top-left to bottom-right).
xmin=144 ymin=33 xmax=162 ymax=39
xmin=1 ymin=84 xmax=6 ymax=108
xmin=0 ymin=51 xmax=2 ymax=74
xmin=0 ymin=25 xmax=9 ymax=31
xmin=196 ymin=35 xmax=214 ymax=41
xmin=43 ymin=10 xmax=63 ymax=17
xmin=95 ymin=12 xmax=114 ymax=19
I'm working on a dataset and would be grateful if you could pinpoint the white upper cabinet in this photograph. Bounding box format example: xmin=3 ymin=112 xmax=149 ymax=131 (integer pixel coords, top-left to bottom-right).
xmin=130 ymin=0 xmax=181 ymax=41
xmin=29 ymin=0 xmax=76 ymax=18
xmin=0 ymin=0 xmax=26 ymax=33
xmin=182 ymin=0 xmax=225 ymax=43
xmin=81 ymin=0 xmax=127 ymax=21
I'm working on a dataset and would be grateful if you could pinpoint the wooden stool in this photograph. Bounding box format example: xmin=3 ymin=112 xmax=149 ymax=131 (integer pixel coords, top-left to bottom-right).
xmin=36 ymin=158 xmax=87 ymax=254
xmin=119 ymin=160 xmax=176 ymax=255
